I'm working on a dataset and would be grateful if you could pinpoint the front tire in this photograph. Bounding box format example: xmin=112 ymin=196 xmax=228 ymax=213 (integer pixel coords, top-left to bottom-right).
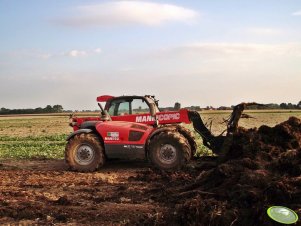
xmin=65 ymin=133 xmax=105 ymax=172
xmin=148 ymin=131 xmax=191 ymax=170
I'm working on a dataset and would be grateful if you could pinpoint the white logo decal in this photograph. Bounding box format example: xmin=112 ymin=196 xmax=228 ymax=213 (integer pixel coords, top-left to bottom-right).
xmin=136 ymin=115 xmax=155 ymax=123
xmin=135 ymin=113 xmax=180 ymax=123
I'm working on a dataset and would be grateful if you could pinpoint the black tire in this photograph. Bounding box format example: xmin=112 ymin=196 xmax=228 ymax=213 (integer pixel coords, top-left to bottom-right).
xmin=148 ymin=131 xmax=191 ymax=170
xmin=176 ymin=125 xmax=197 ymax=157
xmin=65 ymin=133 xmax=105 ymax=172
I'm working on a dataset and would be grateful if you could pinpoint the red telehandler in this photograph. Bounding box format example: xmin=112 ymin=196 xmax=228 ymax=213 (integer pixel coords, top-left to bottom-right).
xmin=65 ymin=95 xmax=255 ymax=172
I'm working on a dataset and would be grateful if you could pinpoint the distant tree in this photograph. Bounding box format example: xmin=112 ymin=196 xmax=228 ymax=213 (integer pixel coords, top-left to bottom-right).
xmin=35 ymin=107 xmax=43 ymax=113
xmin=0 ymin=107 xmax=9 ymax=114
xmin=188 ymin=106 xmax=201 ymax=111
xmin=44 ymin=105 xmax=53 ymax=113
xmin=218 ymin=106 xmax=232 ymax=110
xmin=266 ymin=103 xmax=280 ymax=109
xmin=205 ymin=106 xmax=214 ymax=110
xmin=298 ymin=101 xmax=301 ymax=109
xmin=280 ymin=103 xmax=287 ymax=109
xmin=53 ymin=105 xmax=63 ymax=113
xmin=287 ymin=103 xmax=294 ymax=109
xmin=174 ymin=102 xmax=181 ymax=110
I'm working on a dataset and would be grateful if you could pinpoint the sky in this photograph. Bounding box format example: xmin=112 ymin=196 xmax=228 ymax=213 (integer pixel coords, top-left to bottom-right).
xmin=0 ymin=0 xmax=301 ymax=110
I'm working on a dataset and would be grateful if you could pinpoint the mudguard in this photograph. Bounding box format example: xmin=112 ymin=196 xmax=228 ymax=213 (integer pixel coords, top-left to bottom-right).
xmin=80 ymin=121 xmax=99 ymax=130
xmin=146 ymin=125 xmax=197 ymax=157
xmin=66 ymin=129 xmax=93 ymax=141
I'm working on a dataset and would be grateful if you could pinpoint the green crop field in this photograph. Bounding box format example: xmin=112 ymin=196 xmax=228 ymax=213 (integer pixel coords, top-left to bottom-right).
xmin=0 ymin=116 xmax=72 ymax=159
xmin=0 ymin=110 xmax=300 ymax=159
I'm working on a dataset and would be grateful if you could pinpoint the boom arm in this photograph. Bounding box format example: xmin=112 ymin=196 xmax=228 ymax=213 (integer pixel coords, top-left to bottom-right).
xmin=188 ymin=103 xmax=263 ymax=154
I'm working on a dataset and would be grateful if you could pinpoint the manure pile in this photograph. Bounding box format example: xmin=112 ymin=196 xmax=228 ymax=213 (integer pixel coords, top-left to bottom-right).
xmin=139 ymin=117 xmax=301 ymax=226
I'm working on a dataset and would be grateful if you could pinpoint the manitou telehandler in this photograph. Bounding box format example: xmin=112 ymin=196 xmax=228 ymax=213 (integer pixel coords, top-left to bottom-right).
xmin=65 ymin=95 xmax=253 ymax=172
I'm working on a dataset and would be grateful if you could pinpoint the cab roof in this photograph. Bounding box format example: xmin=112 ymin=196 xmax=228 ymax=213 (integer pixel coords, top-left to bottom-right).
xmin=96 ymin=95 xmax=115 ymax=102
xmin=97 ymin=95 xmax=155 ymax=102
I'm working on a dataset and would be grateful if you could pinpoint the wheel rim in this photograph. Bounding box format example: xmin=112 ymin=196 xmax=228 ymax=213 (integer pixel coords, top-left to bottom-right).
xmin=75 ymin=144 xmax=95 ymax=166
xmin=159 ymin=144 xmax=177 ymax=164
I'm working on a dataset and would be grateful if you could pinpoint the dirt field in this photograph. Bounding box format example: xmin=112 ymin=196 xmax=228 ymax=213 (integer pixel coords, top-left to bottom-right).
xmin=0 ymin=159 xmax=167 ymax=225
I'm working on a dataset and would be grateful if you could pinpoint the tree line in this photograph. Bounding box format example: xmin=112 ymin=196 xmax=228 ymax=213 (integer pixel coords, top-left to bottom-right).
xmin=207 ymin=101 xmax=301 ymax=110
xmin=244 ymin=101 xmax=301 ymax=110
xmin=0 ymin=105 xmax=64 ymax=115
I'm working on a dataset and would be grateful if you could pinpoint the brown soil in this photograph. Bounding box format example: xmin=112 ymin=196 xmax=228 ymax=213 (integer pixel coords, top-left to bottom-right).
xmin=147 ymin=116 xmax=301 ymax=226
xmin=0 ymin=160 xmax=166 ymax=225
xmin=1 ymin=117 xmax=301 ymax=225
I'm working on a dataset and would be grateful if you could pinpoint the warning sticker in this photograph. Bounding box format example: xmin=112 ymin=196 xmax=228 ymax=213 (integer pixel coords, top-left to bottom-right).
xmin=105 ymin=132 xmax=119 ymax=141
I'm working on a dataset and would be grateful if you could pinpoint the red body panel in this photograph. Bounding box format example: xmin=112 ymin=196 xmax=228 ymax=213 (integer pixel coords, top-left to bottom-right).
xmin=95 ymin=121 xmax=154 ymax=145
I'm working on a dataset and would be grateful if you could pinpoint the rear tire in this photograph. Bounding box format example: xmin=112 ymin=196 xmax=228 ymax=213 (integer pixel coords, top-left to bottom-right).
xmin=65 ymin=133 xmax=105 ymax=172
xmin=148 ymin=131 xmax=191 ymax=170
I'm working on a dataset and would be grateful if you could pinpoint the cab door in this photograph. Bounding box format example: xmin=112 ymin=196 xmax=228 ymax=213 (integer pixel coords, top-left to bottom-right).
xmin=96 ymin=120 xmax=153 ymax=160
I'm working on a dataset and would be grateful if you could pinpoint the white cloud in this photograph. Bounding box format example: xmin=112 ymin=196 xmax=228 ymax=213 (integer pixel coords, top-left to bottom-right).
xmin=66 ymin=50 xmax=87 ymax=57
xmin=59 ymin=1 xmax=198 ymax=27
xmin=246 ymin=27 xmax=283 ymax=36
xmin=94 ymin=48 xmax=102 ymax=53
xmin=292 ymin=11 xmax=301 ymax=16
xmin=63 ymin=48 xmax=102 ymax=57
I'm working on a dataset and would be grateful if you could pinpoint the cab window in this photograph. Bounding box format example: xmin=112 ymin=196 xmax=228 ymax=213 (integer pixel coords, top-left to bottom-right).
xmin=117 ymin=101 xmax=130 ymax=115
xmin=132 ymin=98 xmax=149 ymax=114
xmin=108 ymin=98 xmax=149 ymax=116
xmin=108 ymin=102 xmax=117 ymax=115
